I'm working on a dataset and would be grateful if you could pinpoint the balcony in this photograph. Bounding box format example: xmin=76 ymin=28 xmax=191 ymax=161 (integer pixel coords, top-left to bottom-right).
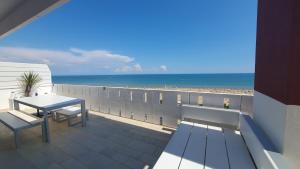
xmin=0 ymin=62 xmax=292 ymax=169
xmin=0 ymin=0 xmax=299 ymax=167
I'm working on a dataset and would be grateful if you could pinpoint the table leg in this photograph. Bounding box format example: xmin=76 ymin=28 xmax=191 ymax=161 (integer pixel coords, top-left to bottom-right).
xmin=41 ymin=111 xmax=50 ymax=143
xmin=13 ymin=100 xmax=20 ymax=110
xmin=81 ymin=100 xmax=86 ymax=127
xmin=14 ymin=131 xmax=20 ymax=148
xmin=37 ymin=109 xmax=40 ymax=117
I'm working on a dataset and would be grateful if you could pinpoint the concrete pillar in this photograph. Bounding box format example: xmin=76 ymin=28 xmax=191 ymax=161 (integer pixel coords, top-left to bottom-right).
xmin=254 ymin=0 xmax=300 ymax=168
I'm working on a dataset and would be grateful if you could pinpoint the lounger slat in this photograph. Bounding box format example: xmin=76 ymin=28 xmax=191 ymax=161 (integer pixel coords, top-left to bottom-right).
xmin=0 ymin=112 xmax=29 ymax=130
xmin=153 ymin=121 xmax=193 ymax=169
xmin=205 ymin=126 xmax=229 ymax=169
xmin=223 ymin=128 xmax=255 ymax=169
xmin=179 ymin=123 xmax=207 ymax=169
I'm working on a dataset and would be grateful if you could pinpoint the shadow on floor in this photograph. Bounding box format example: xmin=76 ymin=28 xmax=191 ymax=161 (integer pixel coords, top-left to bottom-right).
xmin=0 ymin=113 xmax=171 ymax=169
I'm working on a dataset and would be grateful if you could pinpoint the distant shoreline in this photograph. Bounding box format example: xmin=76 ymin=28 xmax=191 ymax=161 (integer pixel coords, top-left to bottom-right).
xmin=54 ymin=83 xmax=254 ymax=95
xmin=53 ymin=73 xmax=254 ymax=76
xmin=144 ymin=87 xmax=254 ymax=95
xmin=52 ymin=73 xmax=254 ymax=91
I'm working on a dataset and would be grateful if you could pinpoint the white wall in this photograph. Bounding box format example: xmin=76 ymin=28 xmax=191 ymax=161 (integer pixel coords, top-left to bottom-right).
xmin=253 ymin=91 xmax=300 ymax=169
xmin=189 ymin=92 xmax=242 ymax=110
xmin=0 ymin=62 xmax=52 ymax=109
xmin=283 ymin=105 xmax=300 ymax=168
xmin=241 ymin=95 xmax=253 ymax=117
xmin=181 ymin=105 xmax=240 ymax=127
xmin=239 ymin=114 xmax=291 ymax=169
xmin=53 ymin=84 xmax=253 ymax=128
xmin=253 ymin=91 xmax=287 ymax=152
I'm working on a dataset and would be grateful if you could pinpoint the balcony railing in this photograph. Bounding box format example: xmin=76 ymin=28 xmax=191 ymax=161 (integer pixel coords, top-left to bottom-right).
xmin=53 ymin=84 xmax=253 ymax=128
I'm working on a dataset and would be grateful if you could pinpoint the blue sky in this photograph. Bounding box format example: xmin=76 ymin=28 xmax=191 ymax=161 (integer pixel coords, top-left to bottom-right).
xmin=0 ymin=0 xmax=257 ymax=75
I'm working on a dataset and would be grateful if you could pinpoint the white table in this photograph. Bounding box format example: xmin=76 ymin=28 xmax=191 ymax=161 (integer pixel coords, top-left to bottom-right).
xmin=13 ymin=95 xmax=86 ymax=143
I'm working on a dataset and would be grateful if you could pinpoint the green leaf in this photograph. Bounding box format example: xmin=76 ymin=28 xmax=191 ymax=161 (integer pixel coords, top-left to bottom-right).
xmin=18 ymin=72 xmax=42 ymax=97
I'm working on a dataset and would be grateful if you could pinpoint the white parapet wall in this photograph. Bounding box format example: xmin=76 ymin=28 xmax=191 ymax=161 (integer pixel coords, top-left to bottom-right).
xmin=253 ymin=91 xmax=300 ymax=168
xmin=0 ymin=62 xmax=52 ymax=109
xmin=53 ymin=84 xmax=253 ymax=128
xmin=240 ymin=114 xmax=291 ymax=169
xmin=181 ymin=104 xmax=240 ymax=128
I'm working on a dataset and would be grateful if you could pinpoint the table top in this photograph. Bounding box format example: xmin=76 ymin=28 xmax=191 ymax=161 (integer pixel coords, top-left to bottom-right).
xmin=14 ymin=95 xmax=82 ymax=110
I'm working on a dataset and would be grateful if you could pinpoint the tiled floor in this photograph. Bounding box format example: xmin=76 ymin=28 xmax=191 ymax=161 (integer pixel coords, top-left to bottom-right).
xmin=0 ymin=112 xmax=172 ymax=169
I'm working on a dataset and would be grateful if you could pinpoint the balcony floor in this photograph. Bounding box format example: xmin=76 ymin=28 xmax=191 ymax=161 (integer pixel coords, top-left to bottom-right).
xmin=0 ymin=112 xmax=172 ymax=169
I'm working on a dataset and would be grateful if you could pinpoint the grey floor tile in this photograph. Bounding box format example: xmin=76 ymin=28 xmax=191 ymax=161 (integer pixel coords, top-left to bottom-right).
xmin=60 ymin=158 xmax=90 ymax=169
xmin=44 ymin=163 xmax=64 ymax=169
xmin=0 ymin=113 xmax=171 ymax=169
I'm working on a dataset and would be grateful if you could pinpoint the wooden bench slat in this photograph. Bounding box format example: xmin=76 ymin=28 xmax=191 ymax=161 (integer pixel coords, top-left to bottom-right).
xmin=153 ymin=121 xmax=193 ymax=169
xmin=205 ymin=126 xmax=229 ymax=169
xmin=179 ymin=123 xmax=207 ymax=169
xmin=223 ymin=128 xmax=255 ymax=169
xmin=0 ymin=112 xmax=30 ymax=130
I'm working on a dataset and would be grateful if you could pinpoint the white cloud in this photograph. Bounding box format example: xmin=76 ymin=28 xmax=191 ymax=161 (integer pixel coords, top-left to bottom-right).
xmin=114 ymin=63 xmax=143 ymax=73
xmin=0 ymin=46 xmax=138 ymax=74
xmin=69 ymin=48 xmax=134 ymax=63
xmin=160 ymin=65 xmax=167 ymax=72
xmin=115 ymin=66 xmax=131 ymax=72
xmin=133 ymin=64 xmax=142 ymax=72
xmin=0 ymin=46 xmax=173 ymax=74
xmin=0 ymin=46 xmax=134 ymax=64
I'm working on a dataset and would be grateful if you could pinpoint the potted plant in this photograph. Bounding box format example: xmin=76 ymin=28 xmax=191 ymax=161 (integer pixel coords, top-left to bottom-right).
xmin=224 ymin=98 xmax=230 ymax=109
xmin=18 ymin=72 xmax=42 ymax=97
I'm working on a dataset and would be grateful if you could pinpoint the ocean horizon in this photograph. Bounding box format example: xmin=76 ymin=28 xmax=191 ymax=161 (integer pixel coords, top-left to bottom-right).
xmin=52 ymin=73 xmax=254 ymax=89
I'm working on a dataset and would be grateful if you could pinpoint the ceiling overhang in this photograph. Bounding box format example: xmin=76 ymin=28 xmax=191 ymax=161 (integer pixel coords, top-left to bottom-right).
xmin=0 ymin=0 xmax=68 ymax=38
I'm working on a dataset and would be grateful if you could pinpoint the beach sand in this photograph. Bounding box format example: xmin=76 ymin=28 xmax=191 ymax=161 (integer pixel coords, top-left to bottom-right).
xmin=127 ymin=87 xmax=254 ymax=95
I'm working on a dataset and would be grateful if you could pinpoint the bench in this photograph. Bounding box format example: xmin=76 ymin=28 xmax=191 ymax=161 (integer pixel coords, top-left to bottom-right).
xmin=240 ymin=114 xmax=291 ymax=169
xmin=0 ymin=110 xmax=43 ymax=148
xmin=179 ymin=123 xmax=207 ymax=169
xmin=153 ymin=121 xmax=193 ymax=169
xmin=154 ymin=121 xmax=255 ymax=169
xmin=52 ymin=106 xmax=88 ymax=126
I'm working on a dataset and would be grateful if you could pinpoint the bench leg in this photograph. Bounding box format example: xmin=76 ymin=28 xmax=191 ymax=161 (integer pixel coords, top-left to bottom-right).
xmin=81 ymin=101 xmax=86 ymax=127
xmin=51 ymin=111 xmax=56 ymax=121
xmin=14 ymin=131 xmax=20 ymax=148
xmin=42 ymin=121 xmax=46 ymax=142
xmin=86 ymin=110 xmax=89 ymax=120
xmin=68 ymin=116 xmax=82 ymax=126
xmin=68 ymin=118 xmax=72 ymax=127
xmin=13 ymin=101 xmax=20 ymax=110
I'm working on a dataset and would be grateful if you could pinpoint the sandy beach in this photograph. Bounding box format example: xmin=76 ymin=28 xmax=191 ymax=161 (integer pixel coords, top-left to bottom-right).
xmin=130 ymin=87 xmax=254 ymax=95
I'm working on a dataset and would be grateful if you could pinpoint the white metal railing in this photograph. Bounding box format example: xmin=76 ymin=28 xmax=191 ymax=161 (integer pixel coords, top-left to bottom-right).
xmin=53 ymin=84 xmax=253 ymax=128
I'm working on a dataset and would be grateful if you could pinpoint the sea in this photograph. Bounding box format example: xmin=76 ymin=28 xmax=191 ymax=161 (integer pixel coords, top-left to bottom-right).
xmin=52 ymin=73 xmax=254 ymax=89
